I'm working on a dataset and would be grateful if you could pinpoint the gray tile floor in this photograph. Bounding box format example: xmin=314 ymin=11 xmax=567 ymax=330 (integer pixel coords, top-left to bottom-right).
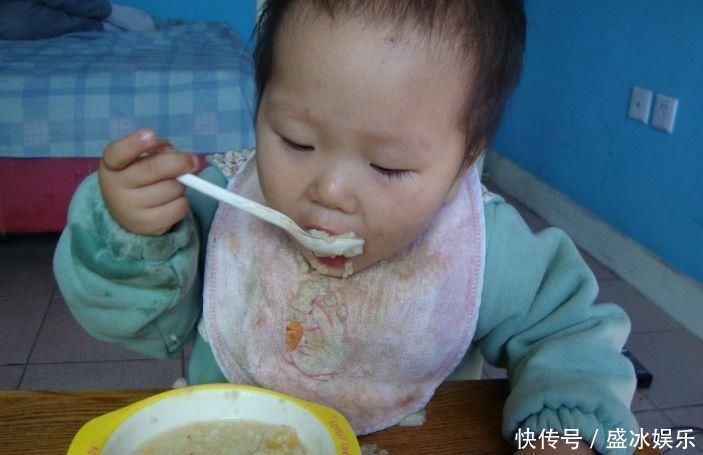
xmin=1 ymin=195 xmax=702 ymax=453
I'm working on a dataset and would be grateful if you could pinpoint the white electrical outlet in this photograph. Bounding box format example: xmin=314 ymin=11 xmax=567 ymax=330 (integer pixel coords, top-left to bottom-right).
xmin=651 ymin=93 xmax=679 ymax=134
xmin=627 ymin=86 xmax=653 ymax=124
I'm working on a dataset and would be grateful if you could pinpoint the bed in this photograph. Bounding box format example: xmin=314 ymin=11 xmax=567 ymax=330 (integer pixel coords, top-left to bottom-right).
xmin=0 ymin=20 xmax=256 ymax=233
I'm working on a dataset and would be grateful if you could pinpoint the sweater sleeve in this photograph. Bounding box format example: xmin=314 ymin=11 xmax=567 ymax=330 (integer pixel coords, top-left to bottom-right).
xmin=53 ymin=166 xmax=227 ymax=359
xmin=475 ymin=195 xmax=639 ymax=455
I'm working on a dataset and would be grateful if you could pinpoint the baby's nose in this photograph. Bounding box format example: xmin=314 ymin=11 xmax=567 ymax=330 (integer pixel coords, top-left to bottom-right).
xmin=307 ymin=167 xmax=358 ymax=214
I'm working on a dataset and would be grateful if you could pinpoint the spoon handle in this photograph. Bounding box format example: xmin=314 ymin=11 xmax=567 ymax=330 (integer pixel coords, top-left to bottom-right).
xmin=177 ymin=173 xmax=364 ymax=257
xmin=177 ymin=173 xmax=302 ymax=234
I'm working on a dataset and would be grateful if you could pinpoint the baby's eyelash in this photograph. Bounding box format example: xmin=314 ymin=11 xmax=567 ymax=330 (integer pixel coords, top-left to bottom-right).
xmin=280 ymin=136 xmax=314 ymax=152
xmin=371 ymin=164 xmax=412 ymax=180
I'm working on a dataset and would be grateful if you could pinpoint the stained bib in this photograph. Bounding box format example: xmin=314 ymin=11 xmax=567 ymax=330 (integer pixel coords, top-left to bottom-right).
xmin=203 ymin=155 xmax=486 ymax=434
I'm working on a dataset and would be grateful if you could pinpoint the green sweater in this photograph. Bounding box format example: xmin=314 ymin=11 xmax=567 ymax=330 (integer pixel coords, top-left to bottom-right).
xmin=53 ymin=163 xmax=639 ymax=454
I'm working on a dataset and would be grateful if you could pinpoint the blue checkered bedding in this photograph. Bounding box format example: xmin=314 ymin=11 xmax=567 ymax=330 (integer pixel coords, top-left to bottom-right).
xmin=0 ymin=21 xmax=256 ymax=158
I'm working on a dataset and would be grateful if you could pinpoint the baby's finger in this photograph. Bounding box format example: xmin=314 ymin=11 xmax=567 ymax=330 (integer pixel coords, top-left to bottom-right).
xmin=140 ymin=197 xmax=191 ymax=236
xmin=128 ymin=179 xmax=186 ymax=209
xmin=148 ymin=138 xmax=175 ymax=154
xmin=123 ymin=150 xmax=199 ymax=188
xmin=102 ymin=129 xmax=157 ymax=171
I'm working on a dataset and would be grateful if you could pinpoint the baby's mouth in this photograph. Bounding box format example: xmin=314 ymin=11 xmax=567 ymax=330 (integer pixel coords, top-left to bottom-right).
xmin=307 ymin=225 xmax=348 ymax=267
xmin=315 ymin=256 xmax=348 ymax=267
xmin=306 ymin=224 xmax=338 ymax=236
xmin=301 ymin=224 xmax=359 ymax=278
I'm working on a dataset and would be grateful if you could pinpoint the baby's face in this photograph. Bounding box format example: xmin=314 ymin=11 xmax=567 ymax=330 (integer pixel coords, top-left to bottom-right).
xmin=256 ymin=12 xmax=469 ymax=277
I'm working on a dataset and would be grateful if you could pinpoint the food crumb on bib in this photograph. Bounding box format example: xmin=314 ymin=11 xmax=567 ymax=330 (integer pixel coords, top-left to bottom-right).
xmin=342 ymin=260 xmax=354 ymax=278
xmin=294 ymin=251 xmax=311 ymax=274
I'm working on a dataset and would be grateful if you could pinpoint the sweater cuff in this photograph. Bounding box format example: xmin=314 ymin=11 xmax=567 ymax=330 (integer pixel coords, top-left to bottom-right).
xmin=516 ymin=406 xmax=640 ymax=455
xmin=79 ymin=173 xmax=194 ymax=262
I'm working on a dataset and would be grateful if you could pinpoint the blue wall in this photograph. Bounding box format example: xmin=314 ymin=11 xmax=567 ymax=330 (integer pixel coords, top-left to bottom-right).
xmin=493 ymin=1 xmax=703 ymax=284
xmin=114 ymin=0 xmax=257 ymax=44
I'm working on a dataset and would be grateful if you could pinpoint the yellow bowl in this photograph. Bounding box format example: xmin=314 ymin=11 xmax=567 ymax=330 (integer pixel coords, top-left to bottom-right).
xmin=68 ymin=384 xmax=360 ymax=454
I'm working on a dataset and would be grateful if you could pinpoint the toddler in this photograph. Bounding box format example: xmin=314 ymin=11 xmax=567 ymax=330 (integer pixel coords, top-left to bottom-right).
xmin=54 ymin=1 xmax=639 ymax=453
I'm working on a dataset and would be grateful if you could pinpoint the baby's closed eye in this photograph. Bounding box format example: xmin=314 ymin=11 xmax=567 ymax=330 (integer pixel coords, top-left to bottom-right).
xmin=280 ymin=136 xmax=315 ymax=152
xmin=370 ymin=164 xmax=413 ymax=180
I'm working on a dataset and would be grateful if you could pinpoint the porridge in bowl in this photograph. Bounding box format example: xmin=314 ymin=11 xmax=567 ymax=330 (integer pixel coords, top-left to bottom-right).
xmin=67 ymin=385 xmax=359 ymax=455
xmin=133 ymin=419 xmax=310 ymax=455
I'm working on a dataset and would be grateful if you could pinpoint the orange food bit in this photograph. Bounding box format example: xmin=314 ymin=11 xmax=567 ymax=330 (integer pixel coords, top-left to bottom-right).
xmin=285 ymin=321 xmax=304 ymax=351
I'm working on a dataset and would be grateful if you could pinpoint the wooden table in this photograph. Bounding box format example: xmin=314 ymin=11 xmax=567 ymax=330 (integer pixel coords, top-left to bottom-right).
xmin=0 ymin=380 xmax=656 ymax=455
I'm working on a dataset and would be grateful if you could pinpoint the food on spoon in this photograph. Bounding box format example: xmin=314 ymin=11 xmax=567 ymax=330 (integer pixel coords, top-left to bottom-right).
xmin=307 ymin=229 xmax=363 ymax=257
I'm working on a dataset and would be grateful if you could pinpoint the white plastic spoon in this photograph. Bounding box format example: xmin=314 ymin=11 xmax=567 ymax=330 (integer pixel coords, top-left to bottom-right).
xmin=177 ymin=173 xmax=364 ymax=257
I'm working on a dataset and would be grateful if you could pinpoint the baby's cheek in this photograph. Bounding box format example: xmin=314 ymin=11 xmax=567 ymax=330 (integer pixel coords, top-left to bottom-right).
xmin=263 ymin=189 xmax=296 ymax=220
xmin=368 ymin=225 xmax=419 ymax=259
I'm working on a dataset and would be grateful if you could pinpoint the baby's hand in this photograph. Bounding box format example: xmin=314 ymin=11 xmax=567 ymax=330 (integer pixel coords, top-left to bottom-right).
xmin=99 ymin=129 xmax=199 ymax=235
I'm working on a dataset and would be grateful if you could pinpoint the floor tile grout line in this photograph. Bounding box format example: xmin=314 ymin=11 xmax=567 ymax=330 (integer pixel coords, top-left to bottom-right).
xmin=656 ymin=403 xmax=703 ymax=412
xmin=630 ymin=328 xmax=694 ymax=335
xmin=0 ymin=296 xmax=60 ymax=303
xmin=629 ymin=330 xmax=703 ymax=347
xmin=637 ymin=408 xmax=678 ymax=419
xmin=17 ymin=287 xmax=56 ymax=389
xmin=633 ymin=409 xmax=677 ymax=429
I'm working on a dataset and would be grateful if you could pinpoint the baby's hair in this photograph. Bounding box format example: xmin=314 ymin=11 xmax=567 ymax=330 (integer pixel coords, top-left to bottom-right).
xmin=253 ymin=0 xmax=526 ymax=169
